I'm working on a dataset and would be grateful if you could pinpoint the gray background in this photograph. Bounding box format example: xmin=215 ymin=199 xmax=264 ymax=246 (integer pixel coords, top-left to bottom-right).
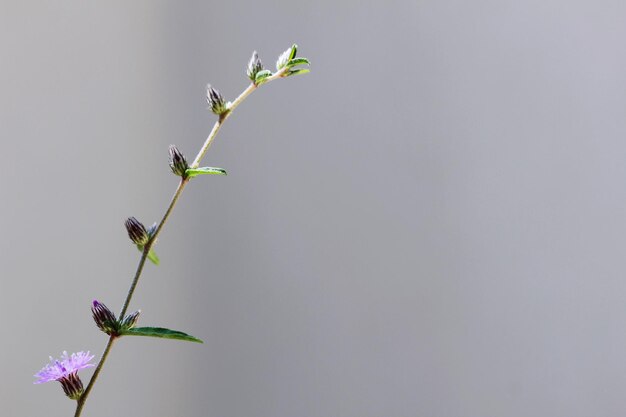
xmin=2 ymin=1 xmax=626 ymax=416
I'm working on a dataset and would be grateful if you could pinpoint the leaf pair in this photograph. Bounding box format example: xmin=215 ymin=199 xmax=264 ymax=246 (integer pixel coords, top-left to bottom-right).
xmin=276 ymin=44 xmax=311 ymax=77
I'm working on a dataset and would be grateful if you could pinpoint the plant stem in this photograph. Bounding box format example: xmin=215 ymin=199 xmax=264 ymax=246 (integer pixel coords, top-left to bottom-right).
xmin=74 ymin=336 xmax=115 ymax=417
xmin=73 ymin=73 xmax=287 ymax=417
xmin=119 ymin=177 xmax=188 ymax=320
xmin=190 ymin=84 xmax=255 ymax=168
xmin=191 ymin=67 xmax=288 ymax=168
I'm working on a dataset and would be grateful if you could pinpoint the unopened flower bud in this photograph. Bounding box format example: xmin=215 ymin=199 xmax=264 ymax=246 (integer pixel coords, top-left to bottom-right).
xmin=276 ymin=44 xmax=297 ymax=70
xmin=125 ymin=217 xmax=149 ymax=246
xmin=120 ymin=310 xmax=141 ymax=331
xmin=168 ymin=145 xmax=189 ymax=177
xmin=247 ymin=51 xmax=264 ymax=82
xmin=206 ymin=84 xmax=228 ymax=116
xmin=91 ymin=300 xmax=118 ymax=335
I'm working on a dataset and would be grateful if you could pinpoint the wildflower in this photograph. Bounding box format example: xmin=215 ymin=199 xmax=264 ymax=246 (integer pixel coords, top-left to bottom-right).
xmin=34 ymin=351 xmax=95 ymax=400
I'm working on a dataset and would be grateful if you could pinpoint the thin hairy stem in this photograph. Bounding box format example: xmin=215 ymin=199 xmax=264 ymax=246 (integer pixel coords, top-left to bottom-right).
xmin=74 ymin=336 xmax=116 ymax=417
xmin=73 ymin=73 xmax=287 ymax=417
xmin=119 ymin=178 xmax=188 ymax=319
xmin=191 ymin=67 xmax=289 ymax=168
xmin=190 ymin=84 xmax=255 ymax=168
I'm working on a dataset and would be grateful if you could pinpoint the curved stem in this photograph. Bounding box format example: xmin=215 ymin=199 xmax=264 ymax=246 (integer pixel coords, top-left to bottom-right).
xmin=74 ymin=73 xmax=286 ymax=417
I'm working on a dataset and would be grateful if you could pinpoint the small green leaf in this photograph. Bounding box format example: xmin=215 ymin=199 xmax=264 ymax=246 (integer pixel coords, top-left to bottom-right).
xmin=147 ymin=248 xmax=160 ymax=265
xmin=254 ymin=70 xmax=272 ymax=84
xmin=120 ymin=326 xmax=203 ymax=343
xmin=288 ymin=44 xmax=298 ymax=61
xmin=286 ymin=57 xmax=310 ymax=67
xmin=185 ymin=167 xmax=227 ymax=178
xmin=137 ymin=244 xmax=160 ymax=265
xmin=286 ymin=68 xmax=310 ymax=77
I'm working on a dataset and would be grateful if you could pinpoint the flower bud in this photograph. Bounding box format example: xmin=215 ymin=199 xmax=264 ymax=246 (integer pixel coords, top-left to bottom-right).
xmin=124 ymin=217 xmax=149 ymax=246
xmin=91 ymin=300 xmax=118 ymax=335
xmin=247 ymin=51 xmax=264 ymax=82
xmin=276 ymin=44 xmax=297 ymax=70
xmin=168 ymin=145 xmax=189 ymax=177
xmin=120 ymin=310 xmax=141 ymax=331
xmin=206 ymin=84 xmax=228 ymax=116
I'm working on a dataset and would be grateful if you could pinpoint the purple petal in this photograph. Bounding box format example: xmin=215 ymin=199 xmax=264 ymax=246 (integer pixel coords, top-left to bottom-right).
xmin=34 ymin=351 xmax=95 ymax=384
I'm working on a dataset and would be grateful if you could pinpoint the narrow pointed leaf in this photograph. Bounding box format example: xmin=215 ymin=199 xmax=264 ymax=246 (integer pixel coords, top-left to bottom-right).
xmin=286 ymin=68 xmax=310 ymax=77
xmin=185 ymin=167 xmax=227 ymax=178
xmin=120 ymin=326 xmax=203 ymax=343
xmin=286 ymin=57 xmax=310 ymax=67
xmin=147 ymin=248 xmax=160 ymax=265
xmin=288 ymin=44 xmax=298 ymax=61
xmin=136 ymin=244 xmax=160 ymax=265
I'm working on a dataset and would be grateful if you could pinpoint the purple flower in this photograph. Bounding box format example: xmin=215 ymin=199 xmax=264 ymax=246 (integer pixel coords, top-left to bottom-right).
xmin=34 ymin=351 xmax=95 ymax=400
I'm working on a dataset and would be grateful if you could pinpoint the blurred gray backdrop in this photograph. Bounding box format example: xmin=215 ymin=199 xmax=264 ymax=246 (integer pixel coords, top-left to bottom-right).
xmin=3 ymin=1 xmax=626 ymax=416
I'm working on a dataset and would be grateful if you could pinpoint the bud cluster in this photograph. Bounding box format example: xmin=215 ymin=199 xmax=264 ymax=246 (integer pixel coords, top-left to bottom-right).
xmin=91 ymin=300 xmax=140 ymax=336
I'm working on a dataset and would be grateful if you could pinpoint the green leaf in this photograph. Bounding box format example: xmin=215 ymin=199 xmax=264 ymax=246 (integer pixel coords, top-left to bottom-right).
xmin=120 ymin=326 xmax=203 ymax=343
xmin=147 ymin=248 xmax=160 ymax=265
xmin=185 ymin=167 xmax=227 ymax=178
xmin=286 ymin=57 xmax=310 ymax=67
xmin=286 ymin=68 xmax=310 ymax=77
xmin=254 ymin=70 xmax=272 ymax=84
xmin=288 ymin=44 xmax=298 ymax=61
xmin=136 ymin=245 xmax=160 ymax=265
